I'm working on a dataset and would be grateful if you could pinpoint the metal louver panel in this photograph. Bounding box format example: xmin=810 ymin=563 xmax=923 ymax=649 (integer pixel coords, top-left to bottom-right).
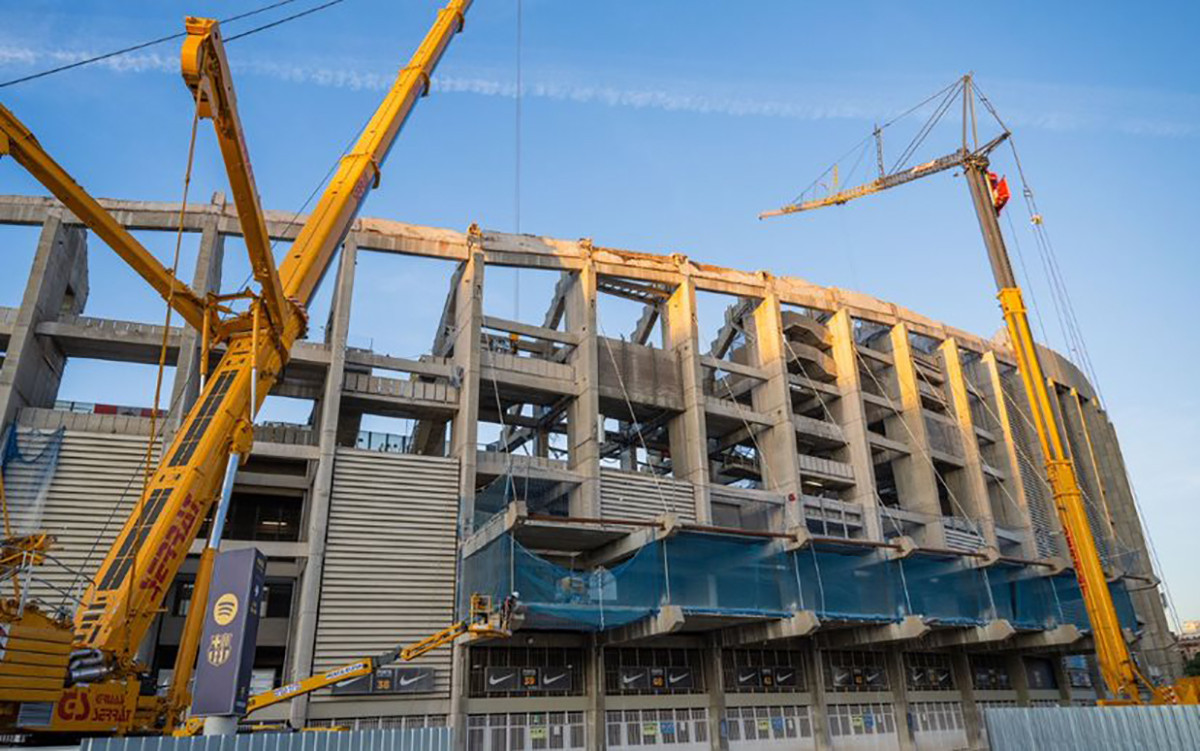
xmin=21 ymin=430 xmax=158 ymax=613
xmin=599 ymin=468 xmax=695 ymax=523
xmin=313 ymin=449 xmax=460 ymax=701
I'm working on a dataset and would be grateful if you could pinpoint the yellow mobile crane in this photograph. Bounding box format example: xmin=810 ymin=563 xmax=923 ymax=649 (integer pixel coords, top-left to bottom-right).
xmin=762 ymin=74 xmax=1197 ymax=706
xmin=0 ymin=0 xmax=477 ymax=735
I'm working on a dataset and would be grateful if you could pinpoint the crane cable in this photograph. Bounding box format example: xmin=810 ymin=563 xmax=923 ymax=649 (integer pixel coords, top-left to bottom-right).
xmin=0 ymin=0 xmax=343 ymax=89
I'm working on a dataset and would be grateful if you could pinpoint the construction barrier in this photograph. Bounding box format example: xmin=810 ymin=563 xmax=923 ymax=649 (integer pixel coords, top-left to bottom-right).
xmin=984 ymin=706 xmax=1200 ymax=750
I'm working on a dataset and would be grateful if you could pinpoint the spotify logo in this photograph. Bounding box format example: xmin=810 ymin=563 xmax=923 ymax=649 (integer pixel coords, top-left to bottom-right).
xmin=213 ymin=593 xmax=239 ymax=626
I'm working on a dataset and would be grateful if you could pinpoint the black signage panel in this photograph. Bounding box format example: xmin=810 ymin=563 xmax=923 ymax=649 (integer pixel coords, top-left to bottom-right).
xmin=618 ymin=667 xmax=650 ymax=690
xmin=665 ymin=667 xmax=693 ymax=690
xmin=772 ymin=667 xmax=798 ymax=688
xmin=192 ymin=548 xmax=267 ymax=716
xmin=540 ymin=667 xmax=572 ymax=692
xmin=485 ymin=668 xmax=520 ymax=692
xmin=520 ymin=668 xmax=540 ymax=690
xmin=333 ymin=667 xmax=436 ymax=695
xmin=734 ymin=668 xmax=762 ymax=688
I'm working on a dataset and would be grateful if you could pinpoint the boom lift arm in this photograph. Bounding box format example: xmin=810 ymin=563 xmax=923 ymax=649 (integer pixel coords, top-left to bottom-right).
xmin=176 ymin=595 xmax=516 ymax=736
xmin=761 ymin=74 xmax=1168 ymax=705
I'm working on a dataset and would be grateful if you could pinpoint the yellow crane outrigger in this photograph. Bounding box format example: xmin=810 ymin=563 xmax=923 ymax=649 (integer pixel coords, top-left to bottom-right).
xmin=762 ymin=74 xmax=1197 ymax=706
xmin=0 ymin=0 xmax=473 ymax=735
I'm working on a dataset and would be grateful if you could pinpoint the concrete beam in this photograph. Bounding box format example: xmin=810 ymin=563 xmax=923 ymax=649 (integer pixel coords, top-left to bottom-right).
xmin=1011 ymin=624 xmax=1083 ymax=651
xmin=581 ymin=513 xmax=678 ymax=568
xmin=718 ymin=611 xmax=820 ymax=647
xmin=917 ymin=618 xmax=1016 ymax=649
xmin=0 ymin=194 xmax=1013 ymax=363
xmin=822 ymin=615 xmax=929 ymax=648
xmin=597 ymin=606 xmax=685 ymax=645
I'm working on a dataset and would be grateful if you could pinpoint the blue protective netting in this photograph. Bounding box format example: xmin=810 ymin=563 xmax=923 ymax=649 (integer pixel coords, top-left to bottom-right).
xmin=0 ymin=426 xmax=64 ymax=535
xmin=794 ymin=543 xmax=901 ymax=623
xmin=899 ymin=552 xmax=992 ymax=627
xmin=987 ymin=561 xmax=1062 ymax=631
xmin=462 ymin=530 xmax=1144 ymax=634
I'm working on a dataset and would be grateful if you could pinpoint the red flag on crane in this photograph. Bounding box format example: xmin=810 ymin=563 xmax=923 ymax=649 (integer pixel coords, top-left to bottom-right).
xmin=988 ymin=172 xmax=1011 ymax=213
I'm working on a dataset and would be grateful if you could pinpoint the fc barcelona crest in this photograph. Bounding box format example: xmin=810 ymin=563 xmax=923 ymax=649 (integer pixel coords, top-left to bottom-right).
xmin=207 ymin=631 xmax=233 ymax=667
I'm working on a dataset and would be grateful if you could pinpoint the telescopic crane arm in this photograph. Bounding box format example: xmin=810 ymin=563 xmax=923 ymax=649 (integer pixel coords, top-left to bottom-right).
xmin=760 ymin=75 xmax=1167 ymax=705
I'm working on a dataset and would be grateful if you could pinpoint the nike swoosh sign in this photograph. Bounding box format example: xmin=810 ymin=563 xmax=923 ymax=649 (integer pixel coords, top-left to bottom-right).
xmin=489 ymin=673 xmax=515 ymax=686
xmin=622 ymin=674 xmax=642 ymax=685
xmin=668 ymin=673 xmax=688 ymax=684
xmin=776 ymin=672 xmax=793 ymax=683
xmin=399 ymin=674 xmax=425 ymax=687
xmin=739 ymin=672 xmax=757 ymax=683
xmin=542 ymin=673 xmax=565 ymax=685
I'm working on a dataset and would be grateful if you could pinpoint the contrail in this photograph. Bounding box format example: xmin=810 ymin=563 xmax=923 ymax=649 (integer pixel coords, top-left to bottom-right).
xmin=1 ymin=44 xmax=1196 ymax=137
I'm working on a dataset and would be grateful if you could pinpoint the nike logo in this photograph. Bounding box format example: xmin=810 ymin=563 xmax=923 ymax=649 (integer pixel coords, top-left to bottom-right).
xmin=775 ymin=671 xmax=793 ymax=683
xmin=399 ymin=673 xmax=425 ymax=687
xmin=542 ymin=673 xmax=566 ymax=685
xmin=738 ymin=672 xmax=757 ymax=683
xmin=489 ymin=673 xmax=515 ymax=686
xmin=668 ymin=673 xmax=688 ymax=684
xmin=621 ymin=673 xmax=643 ymax=685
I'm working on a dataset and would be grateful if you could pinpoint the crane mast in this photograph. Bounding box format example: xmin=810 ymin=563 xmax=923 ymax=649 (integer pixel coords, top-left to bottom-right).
xmin=761 ymin=75 xmax=1166 ymax=704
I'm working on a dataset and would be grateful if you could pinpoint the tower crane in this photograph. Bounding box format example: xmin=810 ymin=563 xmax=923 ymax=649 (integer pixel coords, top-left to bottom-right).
xmin=761 ymin=74 xmax=1196 ymax=706
xmin=0 ymin=0 xmax=480 ymax=735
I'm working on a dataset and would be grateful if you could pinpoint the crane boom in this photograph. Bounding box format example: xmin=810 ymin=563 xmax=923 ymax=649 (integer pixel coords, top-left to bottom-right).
xmin=73 ymin=0 xmax=471 ymax=666
xmin=761 ymin=76 xmax=1167 ymax=704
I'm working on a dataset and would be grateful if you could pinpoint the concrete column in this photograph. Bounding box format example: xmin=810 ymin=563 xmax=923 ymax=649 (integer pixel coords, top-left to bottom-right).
xmin=168 ymin=214 xmax=224 ymax=434
xmin=1086 ymin=404 xmax=1180 ymax=681
xmin=978 ymin=352 xmax=1040 ymax=559
xmin=939 ymin=339 xmax=998 ymax=548
xmin=1058 ymin=389 xmax=1118 ymax=566
xmin=951 ymin=652 xmax=984 ymax=750
xmin=565 ymin=261 xmax=600 ymax=517
xmin=827 ymin=310 xmax=882 ymax=541
xmin=586 ymin=638 xmax=606 ymax=751
xmin=0 ymin=213 xmax=87 ymax=431
xmin=809 ymin=644 xmax=832 ymax=751
xmin=451 ymin=248 xmax=485 ymax=531
xmin=1006 ymin=654 xmax=1031 ymax=706
xmin=885 ymin=324 xmax=945 ymax=547
xmin=885 ymin=649 xmax=915 ymax=751
xmin=662 ymin=275 xmax=711 ymax=523
xmin=746 ymin=288 xmax=803 ymax=529
xmin=1051 ymin=657 xmax=1072 ymax=706
xmin=449 ymin=247 xmax=485 ymax=751
xmin=705 ymin=636 xmax=728 ymax=751
xmin=288 ymin=239 xmax=356 ymax=728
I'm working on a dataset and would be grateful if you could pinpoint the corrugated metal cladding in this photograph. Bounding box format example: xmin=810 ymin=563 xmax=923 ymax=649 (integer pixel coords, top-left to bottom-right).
xmin=599 ymin=468 xmax=696 ymax=523
xmin=83 ymin=727 xmax=452 ymax=751
xmin=984 ymin=706 xmax=1200 ymax=750
xmin=23 ymin=430 xmax=157 ymax=611
xmin=313 ymin=450 xmax=460 ymax=700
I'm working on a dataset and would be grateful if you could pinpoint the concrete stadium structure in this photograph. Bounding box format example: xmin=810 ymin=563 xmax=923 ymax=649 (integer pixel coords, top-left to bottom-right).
xmin=0 ymin=193 xmax=1178 ymax=751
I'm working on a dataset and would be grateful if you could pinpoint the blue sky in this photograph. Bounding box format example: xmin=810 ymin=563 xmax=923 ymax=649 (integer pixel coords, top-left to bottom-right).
xmin=2 ymin=2 xmax=1198 ymax=622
